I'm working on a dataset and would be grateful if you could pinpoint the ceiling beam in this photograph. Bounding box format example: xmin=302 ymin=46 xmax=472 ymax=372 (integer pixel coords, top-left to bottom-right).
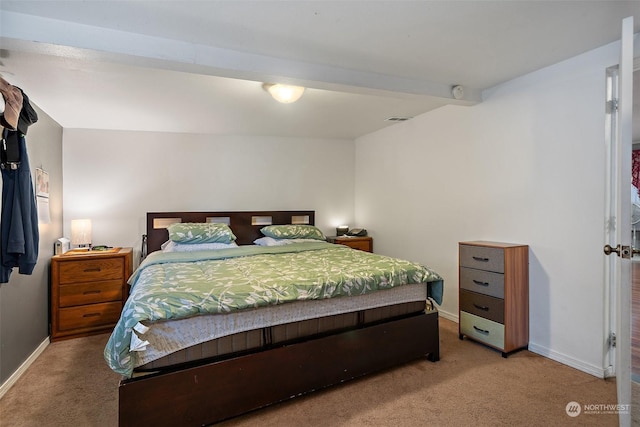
xmin=0 ymin=11 xmax=481 ymax=105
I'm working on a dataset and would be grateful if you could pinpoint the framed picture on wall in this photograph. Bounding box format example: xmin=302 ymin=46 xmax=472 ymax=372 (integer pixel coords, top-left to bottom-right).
xmin=36 ymin=168 xmax=49 ymax=198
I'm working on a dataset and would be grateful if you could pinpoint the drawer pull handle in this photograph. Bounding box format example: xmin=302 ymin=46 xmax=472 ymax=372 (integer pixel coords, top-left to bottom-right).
xmin=83 ymin=290 xmax=101 ymax=295
xmin=83 ymin=313 xmax=101 ymax=318
xmin=84 ymin=267 xmax=101 ymax=272
xmin=473 ymin=325 xmax=490 ymax=335
xmin=472 ymin=280 xmax=490 ymax=287
xmin=472 ymin=256 xmax=489 ymax=262
xmin=473 ymin=304 xmax=489 ymax=311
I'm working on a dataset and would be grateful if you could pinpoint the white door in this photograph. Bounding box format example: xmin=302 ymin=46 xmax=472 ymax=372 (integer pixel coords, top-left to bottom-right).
xmin=604 ymin=16 xmax=634 ymax=427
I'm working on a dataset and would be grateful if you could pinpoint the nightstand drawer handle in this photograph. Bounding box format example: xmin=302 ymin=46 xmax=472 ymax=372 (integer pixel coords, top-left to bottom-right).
xmin=83 ymin=290 xmax=101 ymax=295
xmin=473 ymin=325 xmax=490 ymax=335
xmin=472 ymin=280 xmax=490 ymax=286
xmin=83 ymin=313 xmax=101 ymax=318
xmin=84 ymin=267 xmax=101 ymax=272
xmin=472 ymin=256 xmax=489 ymax=262
xmin=473 ymin=304 xmax=489 ymax=311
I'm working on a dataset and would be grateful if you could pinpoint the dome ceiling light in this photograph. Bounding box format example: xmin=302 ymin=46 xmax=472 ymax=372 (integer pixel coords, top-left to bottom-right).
xmin=262 ymin=83 xmax=305 ymax=103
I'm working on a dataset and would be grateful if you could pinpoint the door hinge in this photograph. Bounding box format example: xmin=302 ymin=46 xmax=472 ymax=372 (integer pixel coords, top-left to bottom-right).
xmin=609 ymin=332 xmax=617 ymax=348
xmin=607 ymin=98 xmax=619 ymax=113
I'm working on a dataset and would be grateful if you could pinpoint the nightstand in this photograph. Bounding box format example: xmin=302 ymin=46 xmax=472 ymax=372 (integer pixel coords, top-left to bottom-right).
xmin=326 ymin=236 xmax=373 ymax=253
xmin=50 ymin=247 xmax=133 ymax=341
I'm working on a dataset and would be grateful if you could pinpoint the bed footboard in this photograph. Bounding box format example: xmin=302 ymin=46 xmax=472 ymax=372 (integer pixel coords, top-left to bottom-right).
xmin=118 ymin=310 xmax=439 ymax=427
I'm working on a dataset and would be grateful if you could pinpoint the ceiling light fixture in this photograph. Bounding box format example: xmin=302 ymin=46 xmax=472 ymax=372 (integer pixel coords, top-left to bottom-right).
xmin=263 ymin=83 xmax=305 ymax=103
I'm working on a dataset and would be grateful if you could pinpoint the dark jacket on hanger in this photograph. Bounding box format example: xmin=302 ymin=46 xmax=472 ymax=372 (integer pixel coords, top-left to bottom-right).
xmin=0 ymin=90 xmax=39 ymax=283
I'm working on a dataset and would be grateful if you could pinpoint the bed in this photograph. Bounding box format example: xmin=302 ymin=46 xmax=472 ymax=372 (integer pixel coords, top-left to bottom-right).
xmin=109 ymin=211 xmax=443 ymax=426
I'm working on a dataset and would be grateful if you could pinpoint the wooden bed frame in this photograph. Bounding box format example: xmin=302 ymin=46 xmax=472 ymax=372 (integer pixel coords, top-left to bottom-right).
xmin=118 ymin=211 xmax=440 ymax=426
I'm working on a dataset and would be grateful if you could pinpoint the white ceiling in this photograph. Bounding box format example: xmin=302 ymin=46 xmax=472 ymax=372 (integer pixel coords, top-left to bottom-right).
xmin=0 ymin=1 xmax=639 ymax=139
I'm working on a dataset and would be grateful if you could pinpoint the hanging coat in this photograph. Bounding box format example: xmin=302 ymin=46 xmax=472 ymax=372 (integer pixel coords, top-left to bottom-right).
xmin=0 ymin=89 xmax=39 ymax=283
xmin=0 ymin=130 xmax=39 ymax=282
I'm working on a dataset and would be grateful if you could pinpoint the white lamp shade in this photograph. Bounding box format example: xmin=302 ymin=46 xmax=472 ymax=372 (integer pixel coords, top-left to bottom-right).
xmin=71 ymin=219 xmax=92 ymax=246
xmin=265 ymin=84 xmax=305 ymax=103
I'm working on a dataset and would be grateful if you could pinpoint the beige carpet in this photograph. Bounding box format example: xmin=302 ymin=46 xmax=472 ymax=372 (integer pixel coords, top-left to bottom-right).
xmin=0 ymin=319 xmax=626 ymax=426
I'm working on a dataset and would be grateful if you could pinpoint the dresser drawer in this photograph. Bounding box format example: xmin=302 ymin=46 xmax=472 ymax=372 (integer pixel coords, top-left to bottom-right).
xmin=459 ymin=289 xmax=504 ymax=324
xmin=327 ymin=236 xmax=373 ymax=253
xmin=343 ymin=239 xmax=371 ymax=252
xmin=59 ymin=280 xmax=123 ymax=307
xmin=58 ymin=302 xmax=122 ymax=331
xmin=459 ymin=245 xmax=504 ymax=273
xmin=460 ymin=267 xmax=504 ymax=299
xmin=58 ymin=258 xmax=124 ymax=284
xmin=460 ymin=311 xmax=504 ymax=349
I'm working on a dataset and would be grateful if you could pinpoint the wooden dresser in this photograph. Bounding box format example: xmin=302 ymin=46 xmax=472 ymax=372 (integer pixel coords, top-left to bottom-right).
xmin=458 ymin=241 xmax=529 ymax=357
xmin=50 ymin=247 xmax=133 ymax=341
xmin=326 ymin=236 xmax=373 ymax=252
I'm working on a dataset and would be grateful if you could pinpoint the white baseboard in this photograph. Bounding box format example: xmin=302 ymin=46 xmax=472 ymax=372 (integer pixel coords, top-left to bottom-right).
xmin=437 ymin=313 xmax=604 ymax=379
xmin=524 ymin=342 xmax=606 ymax=379
xmin=0 ymin=337 xmax=49 ymax=400
xmin=438 ymin=309 xmax=458 ymax=323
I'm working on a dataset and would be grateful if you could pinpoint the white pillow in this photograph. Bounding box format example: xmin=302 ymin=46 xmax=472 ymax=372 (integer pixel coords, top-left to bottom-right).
xmin=253 ymin=236 xmax=321 ymax=247
xmin=161 ymin=240 xmax=238 ymax=252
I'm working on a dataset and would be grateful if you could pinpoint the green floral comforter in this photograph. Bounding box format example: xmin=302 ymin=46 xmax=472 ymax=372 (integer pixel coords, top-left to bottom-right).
xmin=104 ymin=242 xmax=443 ymax=377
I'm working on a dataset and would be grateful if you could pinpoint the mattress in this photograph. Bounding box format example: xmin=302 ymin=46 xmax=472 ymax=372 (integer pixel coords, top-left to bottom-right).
xmin=105 ymin=242 xmax=444 ymax=377
xmin=134 ymin=282 xmax=429 ymax=371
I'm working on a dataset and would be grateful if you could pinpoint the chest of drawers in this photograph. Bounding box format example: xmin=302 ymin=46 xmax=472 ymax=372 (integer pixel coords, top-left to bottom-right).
xmin=50 ymin=247 xmax=133 ymax=341
xmin=458 ymin=241 xmax=529 ymax=357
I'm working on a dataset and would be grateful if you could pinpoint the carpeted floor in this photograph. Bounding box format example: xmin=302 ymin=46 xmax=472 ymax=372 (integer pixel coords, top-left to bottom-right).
xmin=0 ymin=319 xmax=628 ymax=426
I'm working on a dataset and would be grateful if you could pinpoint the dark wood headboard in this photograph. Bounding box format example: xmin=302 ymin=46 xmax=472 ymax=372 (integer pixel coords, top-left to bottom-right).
xmin=146 ymin=211 xmax=315 ymax=253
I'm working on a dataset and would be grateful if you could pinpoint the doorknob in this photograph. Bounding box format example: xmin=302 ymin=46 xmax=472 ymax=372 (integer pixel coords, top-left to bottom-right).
xmin=604 ymin=244 xmax=622 ymax=256
xmin=604 ymin=244 xmax=632 ymax=258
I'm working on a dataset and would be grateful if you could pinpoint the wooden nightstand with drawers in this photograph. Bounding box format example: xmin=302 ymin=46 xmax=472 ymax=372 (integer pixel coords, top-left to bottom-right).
xmin=50 ymin=247 xmax=133 ymax=341
xmin=326 ymin=236 xmax=373 ymax=253
xmin=458 ymin=241 xmax=529 ymax=357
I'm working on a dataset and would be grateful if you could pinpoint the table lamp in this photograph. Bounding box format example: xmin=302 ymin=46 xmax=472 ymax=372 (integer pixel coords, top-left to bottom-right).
xmin=71 ymin=219 xmax=92 ymax=250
